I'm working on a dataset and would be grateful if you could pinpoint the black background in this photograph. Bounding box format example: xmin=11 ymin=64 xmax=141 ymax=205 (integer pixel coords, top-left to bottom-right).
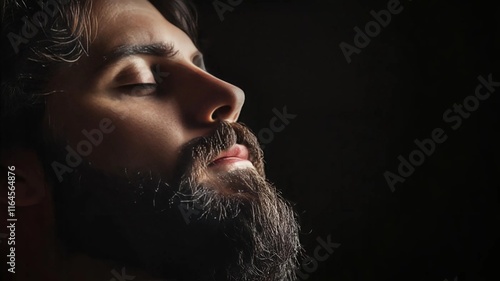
xmin=192 ymin=0 xmax=499 ymax=280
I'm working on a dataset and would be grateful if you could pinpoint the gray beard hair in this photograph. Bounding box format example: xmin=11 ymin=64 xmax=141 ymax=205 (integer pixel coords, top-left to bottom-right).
xmin=44 ymin=122 xmax=302 ymax=280
xmin=177 ymin=168 xmax=302 ymax=281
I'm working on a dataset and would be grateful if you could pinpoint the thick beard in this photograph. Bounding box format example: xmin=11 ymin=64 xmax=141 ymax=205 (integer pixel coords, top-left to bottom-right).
xmin=42 ymin=121 xmax=302 ymax=281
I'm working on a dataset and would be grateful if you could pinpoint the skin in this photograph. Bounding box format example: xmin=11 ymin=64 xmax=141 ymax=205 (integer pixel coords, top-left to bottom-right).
xmin=45 ymin=0 xmax=247 ymax=181
xmin=0 ymin=0 xmax=257 ymax=280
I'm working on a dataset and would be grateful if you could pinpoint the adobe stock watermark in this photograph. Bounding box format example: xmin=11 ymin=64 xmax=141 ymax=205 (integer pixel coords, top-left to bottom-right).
xmin=178 ymin=200 xmax=204 ymax=225
xmin=7 ymin=0 xmax=71 ymax=54
xmin=385 ymin=73 xmax=499 ymax=192
xmin=296 ymin=235 xmax=341 ymax=280
xmin=51 ymin=118 xmax=116 ymax=182
xmin=339 ymin=0 xmax=408 ymax=64
xmin=212 ymin=0 xmax=244 ymax=22
xmin=49 ymin=65 xmax=170 ymax=182
xmin=258 ymin=106 xmax=297 ymax=149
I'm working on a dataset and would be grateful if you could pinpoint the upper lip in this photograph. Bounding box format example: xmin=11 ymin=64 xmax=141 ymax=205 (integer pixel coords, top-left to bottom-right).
xmin=210 ymin=144 xmax=250 ymax=164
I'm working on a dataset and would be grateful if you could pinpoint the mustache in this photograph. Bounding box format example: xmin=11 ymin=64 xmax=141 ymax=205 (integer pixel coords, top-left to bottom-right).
xmin=43 ymin=120 xmax=302 ymax=280
xmin=173 ymin=121 xmax=266 ymax=183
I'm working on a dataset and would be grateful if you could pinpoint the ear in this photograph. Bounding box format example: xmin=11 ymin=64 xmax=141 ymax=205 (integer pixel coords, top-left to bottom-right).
xmin=1 ymin=147 xmax=47 ymax=207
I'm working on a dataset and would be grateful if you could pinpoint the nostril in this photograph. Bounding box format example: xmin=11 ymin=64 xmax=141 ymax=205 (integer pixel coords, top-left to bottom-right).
xmin=211 ymin=105 xmax=232 ymax=121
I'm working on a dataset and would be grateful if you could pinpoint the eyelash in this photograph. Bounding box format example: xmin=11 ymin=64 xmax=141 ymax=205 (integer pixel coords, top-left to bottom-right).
xmin=122 ymin=83 xmax=158 ymax=96
xmin=119 ymin=64 xmax=163 ymax=96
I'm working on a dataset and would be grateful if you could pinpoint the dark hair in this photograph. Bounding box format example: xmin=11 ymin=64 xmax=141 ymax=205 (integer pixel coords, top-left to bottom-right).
xmin=0 ymin=0 xmax=198 ymax=149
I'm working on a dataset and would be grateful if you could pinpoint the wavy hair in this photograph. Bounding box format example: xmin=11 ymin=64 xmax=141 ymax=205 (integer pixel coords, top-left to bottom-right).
xmin=0 ymin=0 xmax=198 ymax=149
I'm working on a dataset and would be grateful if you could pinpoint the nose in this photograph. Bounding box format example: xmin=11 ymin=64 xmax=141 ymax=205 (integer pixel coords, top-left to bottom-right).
xmin=177 ymin=67 xmax=245 ymax=127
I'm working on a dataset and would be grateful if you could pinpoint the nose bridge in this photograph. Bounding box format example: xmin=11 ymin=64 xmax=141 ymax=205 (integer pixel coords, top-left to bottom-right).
xmin=178 ymin=66 xmax=245 ymax=126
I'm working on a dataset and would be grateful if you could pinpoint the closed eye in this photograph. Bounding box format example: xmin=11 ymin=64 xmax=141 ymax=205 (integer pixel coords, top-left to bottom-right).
xmin=120 ymin=83 xmax=158 ymax=96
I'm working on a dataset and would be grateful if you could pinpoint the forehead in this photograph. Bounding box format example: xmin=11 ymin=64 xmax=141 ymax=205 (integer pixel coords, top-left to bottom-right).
xmin=89 ymin=0 xmax=197 ymax=57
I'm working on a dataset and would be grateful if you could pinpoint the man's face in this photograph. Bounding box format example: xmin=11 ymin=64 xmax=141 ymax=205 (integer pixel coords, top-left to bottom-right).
xmin=45 ymin=0 xmax=247 ymax=179
xmin=41 ymin=0 xmax=300 ymax=280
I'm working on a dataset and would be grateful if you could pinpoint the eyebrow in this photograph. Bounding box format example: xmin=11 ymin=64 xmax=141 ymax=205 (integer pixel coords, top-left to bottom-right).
xmin=99 ymin=42 xmax=179 ymax=70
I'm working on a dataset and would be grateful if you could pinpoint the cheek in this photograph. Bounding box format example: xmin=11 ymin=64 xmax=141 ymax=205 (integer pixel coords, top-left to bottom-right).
xmin=45 ymin=94 xmax=185 ymax=177
xmin=97 ymin=108 xmax=184 ymax=176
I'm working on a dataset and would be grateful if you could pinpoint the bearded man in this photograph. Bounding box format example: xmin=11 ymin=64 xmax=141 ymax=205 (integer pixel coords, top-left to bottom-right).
xmin=0 ymin=0 xmax=302 ymax=280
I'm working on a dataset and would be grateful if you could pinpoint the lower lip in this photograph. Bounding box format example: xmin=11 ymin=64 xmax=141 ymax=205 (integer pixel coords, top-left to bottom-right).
xmin=211 ymin=157 xmax=251 ymax=166
xmin=209 ymin=157 xmax=254 ymax=172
